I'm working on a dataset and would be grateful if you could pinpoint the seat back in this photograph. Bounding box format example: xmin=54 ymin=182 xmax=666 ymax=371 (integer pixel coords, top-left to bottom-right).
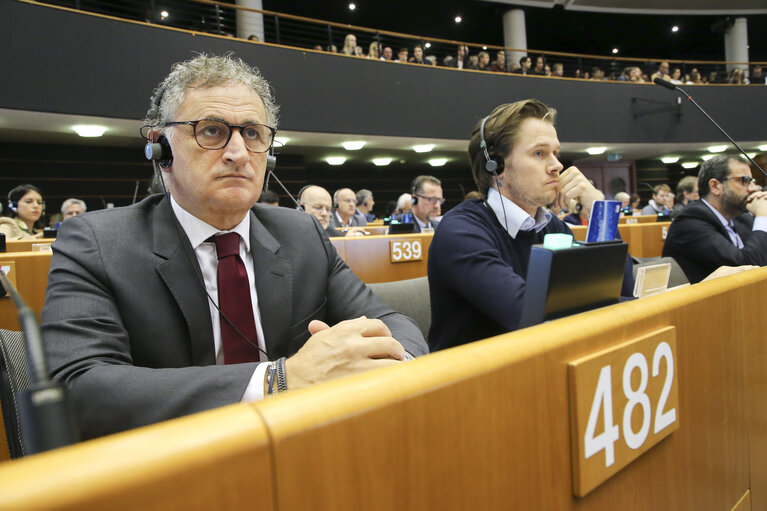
xmin=633 ymin=256 xmax=689 ymax=288
xmin=368 ymin=277 xmax=430 ymax=339
xmin=0 ymin=329 xmax=30 ymax=458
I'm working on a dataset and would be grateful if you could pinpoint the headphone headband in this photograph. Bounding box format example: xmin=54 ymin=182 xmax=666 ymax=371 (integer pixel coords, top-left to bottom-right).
xmin=479 ymin=115 xmax=502 ymax=175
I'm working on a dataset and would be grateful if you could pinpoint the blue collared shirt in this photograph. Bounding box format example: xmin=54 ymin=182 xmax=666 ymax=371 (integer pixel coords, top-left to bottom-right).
xmin=486 ymin=187 xmax=552 ymax=238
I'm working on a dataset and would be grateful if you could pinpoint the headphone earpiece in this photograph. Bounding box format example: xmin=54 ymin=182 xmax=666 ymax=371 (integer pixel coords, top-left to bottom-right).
xmin=8 ymin=200 xmax=17 ymax=213
xmin=144 ymin=134 xmax=173 ymax=168
xmin=266 ymin=146 xmax=276 ymax=173
xmin=479 ymin=115 xmax=505 ymax=176
xmin=411 ymin=195 xmax=418 ymax=206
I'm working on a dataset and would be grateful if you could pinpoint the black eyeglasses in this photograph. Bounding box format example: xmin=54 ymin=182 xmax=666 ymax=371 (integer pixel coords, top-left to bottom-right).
xmin=163 ymin=119 xmax=276 ymax=153
xmin=722 ymin=175 xmax=756 ymax=187
xmin=416 ymin=194 xmax=445 ymax=206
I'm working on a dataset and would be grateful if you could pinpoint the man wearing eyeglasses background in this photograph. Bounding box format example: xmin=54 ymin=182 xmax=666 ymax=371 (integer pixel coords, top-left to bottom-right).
xmin=663 ymin=154 xmax=767 ymax=283
xmin=330 ymin=187 xmax=367 ymax=229
xmin=41 ymin=54 xmax=427 ymax=440
xmin=409 ymin=175 xmax=444 ymax=233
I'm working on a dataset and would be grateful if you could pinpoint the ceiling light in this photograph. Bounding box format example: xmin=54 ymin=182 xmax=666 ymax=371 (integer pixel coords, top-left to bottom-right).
xmin=586 ymin=146 xmax=606 ymax=155
xmin=612 ymin=48 xmax=618 ymax=54
xmin=372 ymin=157 xmax=392 ymax=166
xmin=702 ymin=154 xmax=714 ymax=161
xmin=412 ymin=144 xmax=434 ymax=153
xmin=482 ymin=46 xmax=488 ymax=50
xmin=325 ymin=157 xmax=346 ymax=166
xmin=342 ymin=141 xmax=365 ymax=150
xmin=454 ymin=16 xmax=462 ymax=23
xmin=160 ymin=10 xmax=169 ymax=18
xmin=348 ymin=3 xmax=356 ymax=11
xmin=707 ymin=145 xmax=727 ymax=153
xmin=681 ymin=162 xmax=699 ymax=169
xmin=425 ymin=42 xmax=431 ymax=49
xmin=758 ymin=144 xmax=767 ymax=152
xmin=273 ymin=136 xmax=288 ymax=147
xmin=72 ymin=125 xmax=107 ymax=137
xmin=671 ymin=26 xmax=679 ymax=33
xmin=660 ymin=156 xmax=679 ymax=164
xmin=428 ymin=158 xmax=447 ymax=167
xmin=746 ymin=152 xmax=756 ymax=159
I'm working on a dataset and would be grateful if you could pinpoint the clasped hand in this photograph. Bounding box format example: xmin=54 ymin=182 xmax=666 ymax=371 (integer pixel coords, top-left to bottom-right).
xmin=555 ymin=166 xmax=604 ymax=214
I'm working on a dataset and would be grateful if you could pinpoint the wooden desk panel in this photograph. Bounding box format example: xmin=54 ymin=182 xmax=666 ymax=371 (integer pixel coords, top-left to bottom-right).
xmin=568 ymin=222 xmax=668 ymax=258
xmin=255 ymin=270 xmax=763 ymax=510
xmin=330 ymin=234 xmax=433 ymax=283
xmin=0 ymin=405 xmax=274 ymax=511
xmin=621 ymin=215 xmax=662 ymax=224
xmin=4 ymin=240 xmax=53 ymax=253
xmin=0 ymin=251 xmax=53 ymax=329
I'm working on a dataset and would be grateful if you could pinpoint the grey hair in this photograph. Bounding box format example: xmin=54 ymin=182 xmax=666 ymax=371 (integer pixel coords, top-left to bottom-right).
xmin=356 ymin=188 xmax=373 ymax=206
xmin=144 ymin=53 xmax=279 ymax=130
xmin=396 ymin=193 xmax=412 ymax=212
xmin=60 ymin=198 xmax=86 ymax=213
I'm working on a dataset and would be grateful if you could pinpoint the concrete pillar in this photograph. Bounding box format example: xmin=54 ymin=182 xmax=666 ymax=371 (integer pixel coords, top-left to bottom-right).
xmin=724 ymin=17 xmax=748 ymax=73
xmin=502 ymin=9 xmax=527 ymax=71
xmin=236 ymin=0 xmax=264 ymax=42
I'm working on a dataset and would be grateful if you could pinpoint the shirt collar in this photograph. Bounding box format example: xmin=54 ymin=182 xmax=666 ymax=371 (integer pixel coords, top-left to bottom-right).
xmin=486 ymin=187 xmax=551 ymax=238
xmin=701 ymin=198 xmax=733 ymax=230
xmin=170 ymin=195 xmax=251 ymax=252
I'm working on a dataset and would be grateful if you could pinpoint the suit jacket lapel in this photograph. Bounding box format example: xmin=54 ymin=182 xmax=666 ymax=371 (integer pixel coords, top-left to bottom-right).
xmin=249 ymin=210 xmax=292 ymax=358
xmin=151 ymin=196 xmax=216 ymax=365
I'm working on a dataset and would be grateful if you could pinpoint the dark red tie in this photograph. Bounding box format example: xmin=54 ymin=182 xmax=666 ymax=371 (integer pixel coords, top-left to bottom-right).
xmin=213 ymin=233 xmax=261 ymax=363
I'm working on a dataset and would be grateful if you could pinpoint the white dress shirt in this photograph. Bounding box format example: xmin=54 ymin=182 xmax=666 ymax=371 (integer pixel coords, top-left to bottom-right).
xmin=170 ymin=196 xmax=269 ymax=401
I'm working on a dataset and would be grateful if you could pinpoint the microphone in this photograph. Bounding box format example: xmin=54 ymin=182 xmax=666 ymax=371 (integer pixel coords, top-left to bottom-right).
xmin=652 ymin=77 xmax=766 ymax=177
xmin=0 ymin=269 xmax=79 ymax=455
xmin=264 ymin=169 xmax=301 ymax=209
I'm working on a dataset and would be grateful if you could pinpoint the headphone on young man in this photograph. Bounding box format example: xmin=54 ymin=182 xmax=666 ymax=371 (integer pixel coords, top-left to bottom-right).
xmin=479 ymin=115 xmax=504 ymax=176
xmin=141 ymin=85 xmax=276 ymax=173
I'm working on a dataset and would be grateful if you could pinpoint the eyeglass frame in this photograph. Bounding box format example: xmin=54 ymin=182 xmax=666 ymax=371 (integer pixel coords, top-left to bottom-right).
xmin=415 ymin=194 xmax=446 ymax=206
xmin=721 ymin=175 xmax=756 ymax=187
xmin=163 ymin=119 xmax=277 ymax=153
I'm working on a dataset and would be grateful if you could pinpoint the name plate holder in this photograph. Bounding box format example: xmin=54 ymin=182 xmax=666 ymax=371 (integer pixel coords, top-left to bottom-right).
xmin=389 ymin=239 xmax=423 ymax=263
xmin=568 ymin=327 xmax=679 ymax=496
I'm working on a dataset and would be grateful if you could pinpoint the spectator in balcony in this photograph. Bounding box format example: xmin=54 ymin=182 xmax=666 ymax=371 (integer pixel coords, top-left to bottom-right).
xmin=447 ymin=44 xmax=470 ymax=69
xmin=514 ymin=56 xmax=532 ymax=75
xmin=353 ymin=46 xmax=365 ymax=57
xmin=247 ymin=34 xmax=259 ymax=42
xmin=341 ymin=34 xmax=357 ymax=56
xmin=381 ymin=46 xmax=393 ymax=61
xmin=552 ymin=63 xmax=564 ymax=77
xmin=590 ymin=67 xmax=605 ymax=80
xmin=409 ymin=45 xmax=433 ymax=65
xmin=326 ymin=44 xmax=338 ymax=53
xmin=670 ymin=67 xmax=683 ymax=84
xmin=750 ymin=65 xmax=765 ymax=85
xmin=574 ymin=68 xmax=590 ymax=80
xmin=728 ymin=67 xmax=745 ymax=84
xmin=686 ymin=68 xmax=702 ymax=84
xmin=443 ymin=56 xmax=455 ymax=67
xmin=641 ymin=184 xmax=672 ymax=215
xmin=61 ymin=198 xmax=87 ymax=220
xmin=476 ymin=51 xmax=491 ymax=71
xmin=396 ymin=47 xmax=409 ymax=63
xmin=490 ymin=51 xmax=506 ymax=72
xmin=544 ymin=64 xmax=552 ymax=77
xmin=530 ymin=55 xmax=546 ymax=75
xmin=312 ymin=44 xmax=323 ymax=52
xmin=466 ymin=55 xmax=480 ymax=70
xmin=651 ymin=61 xmax=671 ymax=82
xmin=367 ymin=42 xmax=380 ymax=59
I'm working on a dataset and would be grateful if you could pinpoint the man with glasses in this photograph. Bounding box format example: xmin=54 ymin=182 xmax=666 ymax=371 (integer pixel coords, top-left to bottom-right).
xmin=330 ymin=188 xmax=367 ymax=229
xmin=409 ymin=175 xmax=444 ymax=233
xmin=663 ymin=154 xmax=767 ymax=283
xmin=41 ymin=54 xmax=427 ymax=440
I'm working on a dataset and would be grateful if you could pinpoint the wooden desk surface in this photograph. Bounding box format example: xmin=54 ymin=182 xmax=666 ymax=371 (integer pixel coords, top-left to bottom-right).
xmin=4 ymin=240 xmax=53 ymax=253
xmin=330 ymin=233 xmax=433 ymax=283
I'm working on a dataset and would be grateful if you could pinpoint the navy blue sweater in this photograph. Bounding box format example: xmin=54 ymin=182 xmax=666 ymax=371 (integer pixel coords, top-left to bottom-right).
xmin=428 ymin=199 xmax=633 ymax=351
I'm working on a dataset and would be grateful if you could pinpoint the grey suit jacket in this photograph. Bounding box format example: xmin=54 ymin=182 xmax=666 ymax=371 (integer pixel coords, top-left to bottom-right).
xmin=41 ymin=195 xmax=426 ymax=439
xmin=329 ymin=212 xmax=367 ymax=229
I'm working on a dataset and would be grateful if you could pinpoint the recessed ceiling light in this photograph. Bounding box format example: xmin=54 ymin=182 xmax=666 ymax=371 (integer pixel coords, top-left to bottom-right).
xmin=746 ymin=152 xmax=757 ymax=159
xmin=671 ymin=25 xmax=679 ymax=32
xmin=372 ymin=157 xmax=392 ymax=166
xmin=661 ymin=156 xmax=679 ymax=164
xmin=274 ymin=136 xmax=289 ymax=147
xmin=758 ymin=144 xmax=767 ymax=151
xmin=454 ymin=16 xmax=462 ymax=23
xmin=342 ymin=141 xmax=365 ymax=150
xmin=482 ymin=46 xmax=487 ymax=50
xmin=348 ymin=3 xmax=356 ymax=11
xmin=72 ymin=125 xmax=107 ymax=137
xmin=612 ymin=48 xmax=619 ymax=54
xmin=425 ymin=42 xmax=431 ymax=49
xmin=325 ymin=157 xmax=346 ymax=166
xmin=681 ymin=162 xmax=699 ymax=169
xmin=707 ymin=145 xmax=727 ymax=153
xmin=702 ymin=154 xmax=715 ymax=161
xmin=160 ymin=10 xmax=169 ymax=19
xmin=586 ymin=146 xmax=606 ymax=155
xmin=412 ymin=144 xmax=434 ymax=153
xmin=428 ymin=158 xmax=447 ymax=167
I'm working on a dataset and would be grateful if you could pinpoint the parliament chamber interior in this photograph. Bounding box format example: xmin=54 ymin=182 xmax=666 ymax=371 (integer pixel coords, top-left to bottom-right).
xmin=0 ymin=0 xmax=766 ymax=509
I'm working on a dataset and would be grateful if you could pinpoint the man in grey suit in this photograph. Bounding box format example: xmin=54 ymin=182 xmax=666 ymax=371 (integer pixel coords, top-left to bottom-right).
xmin=41 ymin=54 xmax=427 ymax=440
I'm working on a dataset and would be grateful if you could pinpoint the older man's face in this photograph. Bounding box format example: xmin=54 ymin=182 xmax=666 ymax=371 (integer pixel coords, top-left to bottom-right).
xmin=335 ymin=188 xmax=357 ymax=218
xmin=62 ymin=203 xmax=84 ymax=219
xmin=301 ymin=187 xmax=333 ymax=229
xmin=164 ymin=83 xmax=268 ymax=230
xmin=383 ymin=47 xmax=392 ymax=60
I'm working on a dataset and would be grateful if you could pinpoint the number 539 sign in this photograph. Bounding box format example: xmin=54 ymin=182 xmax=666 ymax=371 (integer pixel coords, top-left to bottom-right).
xmin=568 ymin=327 xmax=679 ymax=496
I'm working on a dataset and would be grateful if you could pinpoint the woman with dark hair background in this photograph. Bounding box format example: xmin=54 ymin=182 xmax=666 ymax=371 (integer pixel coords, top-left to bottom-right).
xmin=0 ymin=184 xmax=45 ymax=239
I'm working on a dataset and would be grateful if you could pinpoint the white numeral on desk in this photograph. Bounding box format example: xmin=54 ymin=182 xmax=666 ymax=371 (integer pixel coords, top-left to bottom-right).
xmin=390 ymin=240 xmax=423 ymax=262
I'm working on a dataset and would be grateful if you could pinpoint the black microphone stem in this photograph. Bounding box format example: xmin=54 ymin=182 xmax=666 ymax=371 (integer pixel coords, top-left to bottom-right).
xmin=654 ymin=77 xmax=766 ymax=177
xmin=266 ymin=170 xmax=301 ymax=208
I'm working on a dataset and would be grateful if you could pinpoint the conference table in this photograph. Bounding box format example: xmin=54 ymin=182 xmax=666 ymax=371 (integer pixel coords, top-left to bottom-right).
xmin=0 ymin=267 xmax=764 ymax=510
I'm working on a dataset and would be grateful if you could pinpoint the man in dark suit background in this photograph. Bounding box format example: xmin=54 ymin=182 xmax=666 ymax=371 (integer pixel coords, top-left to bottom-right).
xmin=41 ymin=54 xmax=427 ymax=440
xmin=663 ymin=154 xmax=767 ymax=283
